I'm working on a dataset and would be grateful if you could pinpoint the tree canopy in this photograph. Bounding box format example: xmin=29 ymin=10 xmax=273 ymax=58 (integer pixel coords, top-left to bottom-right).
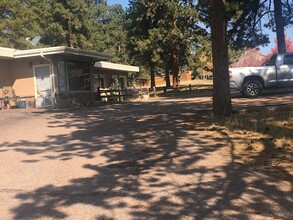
xmin=0 ymin=0 xmax=34 ymax=49
xmin=0 ymin=0 xmax=128 ymax=62
xmin=127 ymin=0 xmax=198 ymax=87
xmin=94 ymin=1 xmax=128 ymax=63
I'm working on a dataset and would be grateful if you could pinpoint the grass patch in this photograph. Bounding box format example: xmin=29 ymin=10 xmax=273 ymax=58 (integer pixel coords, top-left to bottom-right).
xmin=208 ymin=106 xmax=293 ymax=174
xmin=224 ymin=107 xmax=292 ymax=138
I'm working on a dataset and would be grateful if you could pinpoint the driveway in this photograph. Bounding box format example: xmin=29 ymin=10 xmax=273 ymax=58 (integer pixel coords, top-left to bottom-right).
xmin=0 ymin=92 xmax=292 ymax=219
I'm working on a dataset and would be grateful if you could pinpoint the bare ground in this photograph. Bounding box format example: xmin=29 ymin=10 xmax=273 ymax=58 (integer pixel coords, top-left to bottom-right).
xmin=0 ymin=91 xmax=292 ymax=219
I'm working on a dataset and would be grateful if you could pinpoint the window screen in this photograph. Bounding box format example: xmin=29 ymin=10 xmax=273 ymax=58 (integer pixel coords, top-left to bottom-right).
xmin=68 ymin=60 xmax=91 ymax=91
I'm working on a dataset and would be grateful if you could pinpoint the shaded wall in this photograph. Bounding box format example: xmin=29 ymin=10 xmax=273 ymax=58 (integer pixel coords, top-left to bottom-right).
xmin=1 ymin=58 xmax=51 ymax=107
xmin=0 ymin=60 xmax=12 ymax=97
xmin=10 ymin=59 xmax=46 ymax=97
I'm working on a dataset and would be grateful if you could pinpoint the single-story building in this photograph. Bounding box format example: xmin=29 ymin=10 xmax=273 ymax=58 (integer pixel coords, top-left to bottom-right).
xmin=0 ymin=47 xmax=139 ymax=108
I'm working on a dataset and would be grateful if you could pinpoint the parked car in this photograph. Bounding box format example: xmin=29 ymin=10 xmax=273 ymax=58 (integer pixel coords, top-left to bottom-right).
xmin=229 ymin=53 xmax=293 ymax=97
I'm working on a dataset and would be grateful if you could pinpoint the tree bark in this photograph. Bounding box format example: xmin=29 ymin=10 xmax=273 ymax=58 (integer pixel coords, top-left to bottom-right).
xmin=210 ymin=0 xmax=232 ymax=116
xmin=171 ymin=17 xmax=180 ymax=88
xmin=150 ymin=62 xmax=156 ymax=88
xmin=171 ymin=49 xmax=180 ymax=88
xmin=67 ymin=19 xmax=75 ymax=48
xmin=274 ymin=0 xmax=286 ymax=53
xmin=165 ymin=67 xmax=171 ymax=88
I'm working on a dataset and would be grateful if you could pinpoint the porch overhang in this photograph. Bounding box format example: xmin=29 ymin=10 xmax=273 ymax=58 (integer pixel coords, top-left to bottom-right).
xmin=94 ymin=61 xmax=139 ymax=72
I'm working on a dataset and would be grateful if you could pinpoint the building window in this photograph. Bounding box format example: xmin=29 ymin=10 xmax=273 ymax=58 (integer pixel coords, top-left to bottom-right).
xmin=93 ymin=75 xmax=105 ymax=91
xmin=57 ymin=61 xmax=67 ymax=93
xmin=99 ymin=77 xmax=105 ymax=88
xmin=68 ymin=60 xmax=91 ymax=91
xmin=119 ymin=76 xmax=127 ymax=89
xmin=111 ymin=75 xmax=127 ymax=89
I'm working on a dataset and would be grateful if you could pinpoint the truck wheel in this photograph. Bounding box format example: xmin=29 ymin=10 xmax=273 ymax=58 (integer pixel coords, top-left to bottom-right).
xmin=243 ymin=80 xmax=262 ymax=98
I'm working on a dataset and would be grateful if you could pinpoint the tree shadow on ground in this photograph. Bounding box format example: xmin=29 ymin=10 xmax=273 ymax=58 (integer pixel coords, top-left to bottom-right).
xmin=1 ymin=98 xmax=292 ymax=219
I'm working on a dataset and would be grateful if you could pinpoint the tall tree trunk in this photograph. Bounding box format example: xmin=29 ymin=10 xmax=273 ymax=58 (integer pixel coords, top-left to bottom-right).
xmin=210 ymin=0 xmax=232 ymax=116
xmin=67 ymin=19 xmax=75 ymax=48
xmin=274 ymin=0 xmax=286 ymax=53
xmin=171 ymin=17 xmax=180 ymax=88
xmin=171 ymin=49 xmax=180 ymax=88
xmin=165 ymin=66 xmax=171 ymax=88
xmin=150 ymin=62 xmax=156 ymax=88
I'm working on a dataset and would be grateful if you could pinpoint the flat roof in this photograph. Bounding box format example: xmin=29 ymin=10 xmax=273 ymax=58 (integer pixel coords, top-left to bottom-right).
xmin=95 ymin=61 xmax=139 ymax=72
xmin=0 ymin=46 xmax=113 ymax=61
xmin=0 ymin=47 xmax=17 ymax=59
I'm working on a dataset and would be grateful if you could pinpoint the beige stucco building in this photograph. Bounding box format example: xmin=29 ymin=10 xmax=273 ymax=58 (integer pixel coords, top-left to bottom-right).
xmin=0 ymin=47 xmax=139 ymax=108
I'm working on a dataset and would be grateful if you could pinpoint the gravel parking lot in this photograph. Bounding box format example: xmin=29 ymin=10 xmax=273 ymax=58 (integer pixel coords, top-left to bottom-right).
xmin=0 ymin=92 xmax=292 ymax=219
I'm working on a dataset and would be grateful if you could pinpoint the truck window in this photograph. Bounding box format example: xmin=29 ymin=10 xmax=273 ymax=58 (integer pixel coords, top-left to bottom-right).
xmin=265 ymin=54 xmax=277 ymax=66
xmin=283 ymin=54 xmax=293 ymax=65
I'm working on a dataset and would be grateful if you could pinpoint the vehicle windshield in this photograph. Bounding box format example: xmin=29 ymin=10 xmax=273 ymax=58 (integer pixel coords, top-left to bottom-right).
xmin=263 ymin=54 xmax=277 ymax=66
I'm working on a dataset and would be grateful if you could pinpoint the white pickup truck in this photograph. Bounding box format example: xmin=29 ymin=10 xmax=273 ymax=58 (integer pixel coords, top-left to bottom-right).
xmin=229 ymin=53 xmax=293 ymax=97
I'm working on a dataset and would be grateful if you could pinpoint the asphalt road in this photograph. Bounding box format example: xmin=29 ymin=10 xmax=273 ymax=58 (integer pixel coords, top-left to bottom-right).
xmin=0 ymin=92 xmax=292 ymax=219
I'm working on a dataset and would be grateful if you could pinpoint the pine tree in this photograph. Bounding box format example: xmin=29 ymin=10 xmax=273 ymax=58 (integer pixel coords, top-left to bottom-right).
xmin=93 ymin=1 xmax=128 ymax=62
xmin=44 ymin=0 xmax=97 ymax=49
xmin=0 ymin=0 xmax=99 ymax=49
xmin=198 ymin=0 xmax=270 ymax=50
xmin=127 ymin=0 xmax=198 ymax=88
xmin=127 ymin=0 xmax=158 ymax=87
xmin=0 ymin=1 xmax=35 ymax=49
xmin=209 ymin=0 xmax=232 ymax=116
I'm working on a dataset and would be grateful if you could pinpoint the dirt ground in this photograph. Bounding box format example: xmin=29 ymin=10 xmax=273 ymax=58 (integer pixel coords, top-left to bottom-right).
xmin=0 ymin=91 xmax=292 ymax=219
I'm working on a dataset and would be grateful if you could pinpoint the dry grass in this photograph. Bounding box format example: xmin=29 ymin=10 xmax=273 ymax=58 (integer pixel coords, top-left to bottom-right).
xmin=179 ymin=79 xmax=213 ymax=86
xmin=209 ymin=106 xmax=293 ymax=175
xmin=138 ymin=79 xmax=213 ymax=88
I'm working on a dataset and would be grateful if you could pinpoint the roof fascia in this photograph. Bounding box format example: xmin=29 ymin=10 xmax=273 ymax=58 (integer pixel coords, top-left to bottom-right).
xmin=95 ymin=61 xmax=139 ymax=72
xmin=0 ymin=47 xmax=17 ymax=59
xmin=12 ymin=46 xmax=113 ymax=61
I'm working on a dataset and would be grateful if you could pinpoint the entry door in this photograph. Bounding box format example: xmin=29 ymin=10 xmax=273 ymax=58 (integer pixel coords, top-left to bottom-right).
xmin=34 ymin=66 xmax=54 ymax=108
xmin=277 ymin=54 xmax=293 ymax=86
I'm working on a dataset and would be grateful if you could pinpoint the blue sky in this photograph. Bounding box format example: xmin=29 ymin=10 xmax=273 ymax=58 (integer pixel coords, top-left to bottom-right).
xmin=107 ymin=0 xmax=291 ymax=55
xmin=108 ymin=0 xmax=129 ymax=8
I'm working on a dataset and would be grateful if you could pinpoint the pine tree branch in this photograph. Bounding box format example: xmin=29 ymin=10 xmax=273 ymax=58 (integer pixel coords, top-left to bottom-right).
xmin=248 ymin=0 xmax=271 ymax=34
xmin=253 ymin=10 xmax=275 ymax=30
xmin=283 ymin=0 xmax=292 ymax=17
